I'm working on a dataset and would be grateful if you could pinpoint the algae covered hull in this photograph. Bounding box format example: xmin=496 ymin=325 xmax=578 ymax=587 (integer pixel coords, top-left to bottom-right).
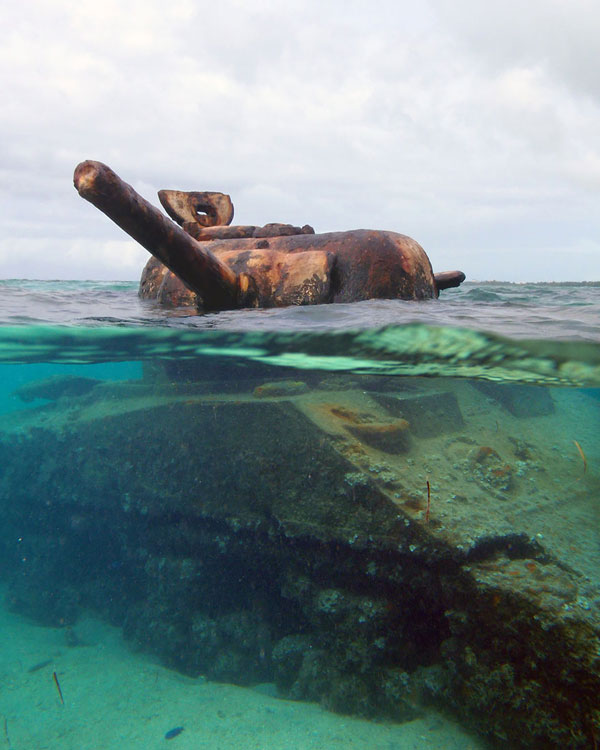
xmin=1 ymin=351 xmax=599 ymax=750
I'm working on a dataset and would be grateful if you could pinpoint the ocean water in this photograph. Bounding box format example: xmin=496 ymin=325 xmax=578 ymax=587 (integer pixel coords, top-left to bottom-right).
xmin=0 ymin=279 xmax=598 ymax=750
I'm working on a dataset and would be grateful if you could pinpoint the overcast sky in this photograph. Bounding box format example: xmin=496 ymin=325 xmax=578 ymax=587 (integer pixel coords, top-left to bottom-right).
xmin=1 ymin=0 xmax=599 ymax=281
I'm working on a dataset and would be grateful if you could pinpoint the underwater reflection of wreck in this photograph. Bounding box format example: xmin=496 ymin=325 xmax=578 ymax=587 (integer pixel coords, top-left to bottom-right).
xmin=73 ymin=160 xmax=465 ymax=311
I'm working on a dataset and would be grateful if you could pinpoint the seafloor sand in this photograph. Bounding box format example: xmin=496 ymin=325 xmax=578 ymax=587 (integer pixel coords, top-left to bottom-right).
xmin=0 ymin=597 xmax=490 ymax=750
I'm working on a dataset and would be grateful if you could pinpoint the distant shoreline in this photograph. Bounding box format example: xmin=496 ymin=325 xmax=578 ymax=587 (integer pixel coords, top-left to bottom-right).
xmin=466 ymin=280 xmax=600 ymax=286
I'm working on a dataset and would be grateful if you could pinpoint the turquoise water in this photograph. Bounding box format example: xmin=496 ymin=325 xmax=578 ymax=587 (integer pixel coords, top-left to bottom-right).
xmin=0 ymin=280 xmax=598 ymax=749
xmin=0 ymin=362 xmax=142 ymax=414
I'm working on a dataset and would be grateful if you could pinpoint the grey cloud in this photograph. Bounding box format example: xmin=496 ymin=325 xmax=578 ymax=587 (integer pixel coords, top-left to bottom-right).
xmin=1 ymin=0 xmax=599 ymax=281
xmin=431 ymin=0 xmax=600 ymax=100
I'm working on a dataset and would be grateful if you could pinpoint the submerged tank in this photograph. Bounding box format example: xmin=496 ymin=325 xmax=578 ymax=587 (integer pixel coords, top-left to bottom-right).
xmin=74 ymin=160 xmax=465 ymax=311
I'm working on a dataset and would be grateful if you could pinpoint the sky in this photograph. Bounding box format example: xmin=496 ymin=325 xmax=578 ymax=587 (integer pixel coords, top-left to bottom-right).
xmin=1 ymin=0 xmax=599 ymax=282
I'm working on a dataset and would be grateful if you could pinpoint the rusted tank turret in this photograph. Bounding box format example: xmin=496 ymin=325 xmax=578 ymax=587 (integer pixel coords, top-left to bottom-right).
xmin=74 ymin=161 xmax=465 ymax=311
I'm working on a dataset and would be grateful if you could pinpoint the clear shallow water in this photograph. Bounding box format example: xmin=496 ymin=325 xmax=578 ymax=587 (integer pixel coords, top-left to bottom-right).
xmin=0 ymin=280 xmax=598 ymax=386
xmin=0 ymin=279 xmax=598 ymax=750
xmin=1 ymin=279 xmax=599 ymax=341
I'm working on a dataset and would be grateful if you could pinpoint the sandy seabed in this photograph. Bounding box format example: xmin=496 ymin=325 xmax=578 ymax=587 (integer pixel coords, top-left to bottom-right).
xmin=0 ymin=598 xmax=490 ymax=750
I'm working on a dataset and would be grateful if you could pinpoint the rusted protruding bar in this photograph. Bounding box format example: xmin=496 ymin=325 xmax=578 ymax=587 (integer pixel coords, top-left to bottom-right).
xmin=434 ymin=270 xmax=466 ymax=291
xmin=73 ymin=161 xmax=243 ymax=311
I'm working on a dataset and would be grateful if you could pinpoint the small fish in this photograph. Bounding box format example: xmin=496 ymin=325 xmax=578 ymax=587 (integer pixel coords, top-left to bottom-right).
xmin=165 ymin=726 xmax=184 ymax=740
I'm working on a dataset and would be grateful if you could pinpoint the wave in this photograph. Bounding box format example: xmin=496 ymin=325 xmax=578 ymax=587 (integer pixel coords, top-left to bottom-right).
xmin=0 ymin=323 xmax=598 ymax=387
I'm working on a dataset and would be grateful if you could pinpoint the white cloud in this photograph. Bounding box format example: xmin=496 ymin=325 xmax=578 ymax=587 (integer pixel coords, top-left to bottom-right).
xmin=1 ymin=0 xmax=599 ymax=281
xmin=0 ymin=236 xmax=148 ymax=280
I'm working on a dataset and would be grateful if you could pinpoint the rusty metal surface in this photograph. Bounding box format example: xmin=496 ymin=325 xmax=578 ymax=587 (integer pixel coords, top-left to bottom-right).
xmin=184 ymin=222 xmax=315 ymax=242
xmin=140 ymin=230 xmax=437 ymax=307
xmin=74 ymin=161 xmax=244 ymax=311
xmin=158 ymin=189 xmax=234 ymax=227
xmin=74 ymin=161 xmax=456 ymax=311
xmin=303 ymin=229 xmax=436 ymax=303
xmin=434 ymin=270 xmax=467 ymax=291
xmin=219 ymin=246 xmax=335 ymax=306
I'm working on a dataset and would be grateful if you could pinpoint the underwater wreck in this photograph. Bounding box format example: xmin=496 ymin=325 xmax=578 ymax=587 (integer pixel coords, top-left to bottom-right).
xmin=1 ymin=164 xmax=594 ymax=747
xmin=1 ymin=366 xmax=599 ymax=749
xmin=73 ymin=160 xmax=465 ymax=309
